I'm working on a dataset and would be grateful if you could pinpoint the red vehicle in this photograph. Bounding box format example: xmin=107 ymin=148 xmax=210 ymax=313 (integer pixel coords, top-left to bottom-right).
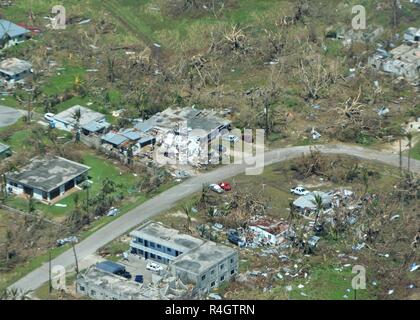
xmin=219 ymin=182 xmax=232 ymax=191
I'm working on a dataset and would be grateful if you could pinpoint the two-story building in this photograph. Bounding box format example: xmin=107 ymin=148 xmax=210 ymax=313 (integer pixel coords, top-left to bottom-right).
xmin=129 ymin=222 xmax=239 ymax=294
xmin=171 ymin=241 xmax=238 ymax=294
xmin=130 ymin=221 xmax=204 ymax=264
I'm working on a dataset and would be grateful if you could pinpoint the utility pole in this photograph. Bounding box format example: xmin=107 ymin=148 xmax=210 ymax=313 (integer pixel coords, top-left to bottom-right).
xmin=399 ymin=138 xmax=402 ymax=175
xmin=72 ymin=242 xmax=79 ymax=275
xmin=48 ymin=250 xmax=52 ymax=294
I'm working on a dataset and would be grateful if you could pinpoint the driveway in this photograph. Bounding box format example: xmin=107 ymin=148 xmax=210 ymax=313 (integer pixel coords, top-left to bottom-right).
xmin=0 ymin=106 xmax=24 ymax=128
xmin=9 ymin=144 xmax=420 ymax=293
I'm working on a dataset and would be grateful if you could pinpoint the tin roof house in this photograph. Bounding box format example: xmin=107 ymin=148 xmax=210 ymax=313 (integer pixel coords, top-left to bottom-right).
xmin=0 ymin=19 xmax=30 ymax=49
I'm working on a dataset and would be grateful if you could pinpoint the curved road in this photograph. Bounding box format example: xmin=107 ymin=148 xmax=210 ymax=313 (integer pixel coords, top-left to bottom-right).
xmin=9 ymin=144 xmax=420 ymax=293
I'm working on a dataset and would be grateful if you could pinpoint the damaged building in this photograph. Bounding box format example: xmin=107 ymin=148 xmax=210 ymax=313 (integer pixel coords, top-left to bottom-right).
xmin=368 ymin=28 xmax=420 ymax=82
xmin=76 ymin=267 xmax=193 ymax=300
xmin=0 ymin=58 xmax=32 ymax=82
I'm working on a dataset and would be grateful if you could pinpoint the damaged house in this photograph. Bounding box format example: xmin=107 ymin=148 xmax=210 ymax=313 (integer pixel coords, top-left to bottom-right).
xmin=0 ymin=58 xmax=32 ymax=82
xmin=368 ymin=28 xmax=420 ymax=82
xmin=0 ymin=19 xmax=30 ymax=49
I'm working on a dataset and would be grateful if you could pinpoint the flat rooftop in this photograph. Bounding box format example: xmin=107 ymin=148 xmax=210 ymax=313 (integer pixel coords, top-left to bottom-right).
xmin=133 ymin=107 xmax=230 ymax=136
xmin=54 ymin=105 xmax=105 ymax=127
xmin=130 ymin=221 xmax=204 ymax=253
xmin=0 ymin=58 xmax=32 ymax=76
xmin=6 ymin=156 xmax=90 ymax=192
xmin=171 ymin=242 xmax=236 ymax=275
xmin=80 ymin=267 xmax=158 ymax=300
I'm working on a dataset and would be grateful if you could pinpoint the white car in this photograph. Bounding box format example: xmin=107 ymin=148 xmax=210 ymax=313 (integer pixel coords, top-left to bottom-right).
xmin=209 ymin=183 xmax=224 ymax=194
xmin=56 ymin=236 xmax=78 ymax=247
xmin=222 ymin=134 xmax=239 ymax=143
xmin=106 ymin=207 xmax=120 ymax=217
xmin=290 ymin=186 xmax=310 ymax=196
xmin=146 ymin=262 xmax=164 ymax=273
xmin=44 ymin=113 xmax=55 ymax=122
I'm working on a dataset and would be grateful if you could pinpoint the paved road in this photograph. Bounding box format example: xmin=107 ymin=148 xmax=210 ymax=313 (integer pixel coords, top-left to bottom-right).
xmin=9 ymin=144 xmax=420 ymax=293
xmin=0 ymin=106 xmax=24 ymax=128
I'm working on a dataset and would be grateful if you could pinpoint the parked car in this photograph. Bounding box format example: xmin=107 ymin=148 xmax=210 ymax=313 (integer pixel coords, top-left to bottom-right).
xmin=44 ymin=113 xmax=55 ymax=122
xmin=290 ymin=186 xmax=310 ymax=196
xmin=209 ymin=183 xmax=224 ymax=194
xmin=56 ymin=236 xmax=78 ymax=247
xmin=218 ymin=182 xmax=232 ymax=191
xmin=146 ymin=262 xmax=164 ymax=273
xmin=222 ymin=134 xmax=239 ymax=143
xmin=106 ymin=207 xmax=120 ymax=217
xmin=227 ymin=230 xmax=245 ymax=247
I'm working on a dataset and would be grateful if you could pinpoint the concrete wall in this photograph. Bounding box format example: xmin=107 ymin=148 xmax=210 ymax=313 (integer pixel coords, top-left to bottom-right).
xmin=172 ymin=251 xmax=239 ymax=294
xmin=76 ymin=278 xmax=132 ymax=300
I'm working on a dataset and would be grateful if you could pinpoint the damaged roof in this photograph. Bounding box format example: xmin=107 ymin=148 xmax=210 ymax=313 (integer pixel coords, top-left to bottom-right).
xmin=6 ymin=156 xmax=90 ymax=192
xmin=0 ymin=58 xmax=32 ymax=76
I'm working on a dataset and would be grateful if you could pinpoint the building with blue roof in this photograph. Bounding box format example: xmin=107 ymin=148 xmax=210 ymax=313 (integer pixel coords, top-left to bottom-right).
xmin=101 ymin=132 xmax=129 ymax=147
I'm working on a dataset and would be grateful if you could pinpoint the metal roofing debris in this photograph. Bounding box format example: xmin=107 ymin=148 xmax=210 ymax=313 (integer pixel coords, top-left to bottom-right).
xmin=0 ymin=19 xmax=30 ymax=39
xmin=293 ymin=191 xmax=333 ymax=211
xmin=0 ymin=58 xmax=32 ymax=76
xmin=0 ymin=142 xmax=10 ymax=154
xmin=6 ymin=155 xmax=90 ymax=192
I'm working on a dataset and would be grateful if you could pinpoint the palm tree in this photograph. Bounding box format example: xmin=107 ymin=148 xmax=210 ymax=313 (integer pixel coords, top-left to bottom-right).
xmin=81 ymin=181 xmax=91 ymax=214
xmin=72 ymin=108 xmax=82 ymax=143
xmin=311 ymin=193 xmax=324 ymax=226
xmin=28 ymin=195 xmax=36 ymax=215
xmin=183 ymin=202 xmax=193 ymax=233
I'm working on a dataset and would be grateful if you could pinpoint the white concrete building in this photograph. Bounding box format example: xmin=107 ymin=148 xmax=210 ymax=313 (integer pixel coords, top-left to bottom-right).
xmin=5 ymin=156 xmax=90 ymax=203
xmin=53 ymin=105 xmax=108 ymax=132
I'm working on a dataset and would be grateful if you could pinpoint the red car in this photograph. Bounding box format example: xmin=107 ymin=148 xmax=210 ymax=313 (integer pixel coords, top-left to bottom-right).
xmin=219 ymin=182 xmax=232 ymax=191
